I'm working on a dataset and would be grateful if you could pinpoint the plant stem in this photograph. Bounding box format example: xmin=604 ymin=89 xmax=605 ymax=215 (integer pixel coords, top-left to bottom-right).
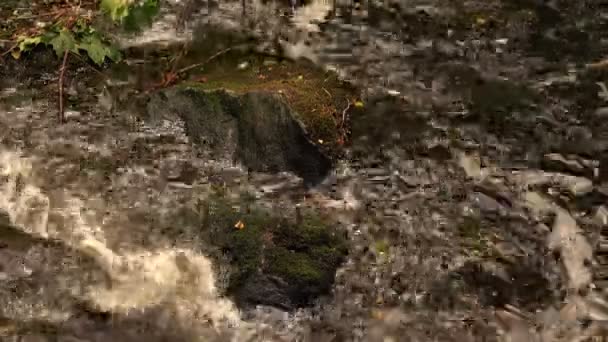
xmin=58 ymin=50 xmax=69 ymax=124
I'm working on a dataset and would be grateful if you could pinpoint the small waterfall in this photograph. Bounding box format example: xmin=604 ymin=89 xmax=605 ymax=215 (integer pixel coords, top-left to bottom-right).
xmin=0 ymin=148 xmax=260 ymax=340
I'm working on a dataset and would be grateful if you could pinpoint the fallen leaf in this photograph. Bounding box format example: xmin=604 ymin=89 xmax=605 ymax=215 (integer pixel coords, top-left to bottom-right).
xmin=234 ymin=220 xmax=245 ymax=230
xmin=10 ymin=49 xmax=21 ymax=59
xmin=354 ymin=100 xmax=364 ymax=108
xmin=318 ymin=139 xmax=324 ymax=144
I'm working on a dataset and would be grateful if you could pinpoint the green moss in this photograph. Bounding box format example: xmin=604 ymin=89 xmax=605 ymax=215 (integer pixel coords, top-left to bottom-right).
xmin=458 ymin=216 xmax=482 ymax=239
xmin=176 ymin=49 xmax=358 ymax=158
xmin=205 ymin=194 xmax=347 ymax=307
xmin=457 ymin=216 xmax=495 ymax=257
xmin=266 ymin=247 xmax=323 ymax=285
xmin=374 ymin=239 xmax=389 ymax=254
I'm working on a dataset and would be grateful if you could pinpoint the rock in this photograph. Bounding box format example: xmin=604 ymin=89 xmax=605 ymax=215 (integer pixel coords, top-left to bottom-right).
xmin=599 ymin=154 xmax=608 ymax=182
xmin=514 ymin=170 xmax=593 ymax=197
xmin=542 ymin=153 xmax=586 ymax=175
xmin=547 ymin=210 xmax=592 ymax=292
xmin=470 ymin=192 xmax=504 ymax=215
xmin=595 ymin=107 xmax=608 ymax=118
xmin=206 ymin=195 xmax=347 ymax=310
xmin=160 ymin=159 xmax=198 ymax=184
xmin=556 ymin=175 xmax=593 ymax=197
xmin=20 ymin=335 xmax=49 ymax=342
xmin=63 ymin=110 xmax=81 ymax=120
xmin=457 ymin=151 xmax=483 ymax=179
xmin=0 ymin=210 xmax=48 ymax=252
xmin=235 ymin=274 xmax=294 ymax=309
xmin=562 ymin=126 xmax=595 ymax=155
xmin=522 ymin=191 xmax=555 ymax=219
xmin=594 ymin=206 xmax=608 ymax=227
xmin=263 ymin=59 xmax=278 ymax=66
xmin=146 ymin=87 xmax=331 ymax=185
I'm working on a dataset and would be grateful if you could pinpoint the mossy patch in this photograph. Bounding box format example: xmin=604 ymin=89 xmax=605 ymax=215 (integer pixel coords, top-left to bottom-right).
xmin=457 ymin=216 xmax=496 ymax=258
xmin=177 ymin=50 xmax=358 ymax=158
xmin=204 ymin=193 xmax=348 ymax=308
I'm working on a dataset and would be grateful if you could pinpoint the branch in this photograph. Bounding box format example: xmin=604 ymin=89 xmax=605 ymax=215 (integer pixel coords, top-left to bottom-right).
xmin=69 ymin=51 xmax=109 ymax=80
xmin=58 ymin=50 xmax=70 ymax=124
xmin=341 ymin=99 xmax=351 ymax=127
xmin=175 ymin=47 xmax=233 ymax=75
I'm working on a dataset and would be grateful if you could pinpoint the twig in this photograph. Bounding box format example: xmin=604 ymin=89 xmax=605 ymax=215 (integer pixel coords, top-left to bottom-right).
xmin=1 ymin=42 xmax=19 ymax=57
xmin=58 ymin=50 xmax=69 ymax=124
xmin=341 ymin=99 xmax=351 ymax=127
xmin=175 ymin=47 xmax=233 ymax=75
xmin=69 ymin=51 xmax=109 ymax=80
xmin=9 ymin=9 xmax=66 ymax=21
xmin=322 ymin=87 xmax=331 ymax=97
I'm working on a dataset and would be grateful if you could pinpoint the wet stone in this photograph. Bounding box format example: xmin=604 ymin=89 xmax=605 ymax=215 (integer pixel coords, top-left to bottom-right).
xmin=146 ymin=87 xmax=332 ymax=185
xmin=469 ymin=192 xmax=505 ymax=216
xmin=202 ymin=194 xmax=348 ymax=310
xmin=542 ymin=153 xmax=587 ymax=176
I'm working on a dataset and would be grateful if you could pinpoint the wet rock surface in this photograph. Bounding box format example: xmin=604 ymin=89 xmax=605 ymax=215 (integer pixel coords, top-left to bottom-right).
xmin=1 ymin=0 xmax=608 ymax=341
xmin=197 ymin=193 xmax=348 ymax=310
xmin=146 ymin=87 xmax=332 ymax=185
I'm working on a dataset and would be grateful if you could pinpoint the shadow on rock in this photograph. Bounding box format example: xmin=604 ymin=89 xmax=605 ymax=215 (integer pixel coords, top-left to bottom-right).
xmin=145 ymin=87 xmax=332 ymax=186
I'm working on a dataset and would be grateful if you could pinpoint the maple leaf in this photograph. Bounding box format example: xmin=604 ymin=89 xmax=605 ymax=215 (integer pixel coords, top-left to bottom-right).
xmin=100 ymin=0 xmax=132 ymax=22
xmin=49 ymin=29 xmax=76 ymax=57
xmin=77 ymin=34 xmax=121 ymax=66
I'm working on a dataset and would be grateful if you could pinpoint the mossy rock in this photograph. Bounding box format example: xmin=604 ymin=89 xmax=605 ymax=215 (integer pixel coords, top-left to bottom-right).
xmin=204 ymin=195 xmax=348 ymax=309
xmin=174 ymin=49 xmax=358 ymax=158
xmin=146 ymin=86 xmax=333 ymax=185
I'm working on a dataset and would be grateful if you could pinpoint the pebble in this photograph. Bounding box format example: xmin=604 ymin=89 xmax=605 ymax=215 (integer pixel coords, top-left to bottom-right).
xmin=470 ymin=192 xmax=504 ymax=214
xmin=594 ymin=206 xmax=608 ymax=226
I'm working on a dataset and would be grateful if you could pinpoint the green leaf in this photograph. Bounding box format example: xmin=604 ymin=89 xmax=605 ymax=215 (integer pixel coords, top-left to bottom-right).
xmin=100 ymin=0 xmax=131 ymax=22
xmin=49 ymin=29 xmax=76 ymax=57
xmin=123 ymin=0 xmax=159 ymax=32
xmin=11 ymin=49 xmax=22 ymax=60
xmin=77 ymin=34 xmax=121 ymax=66
xmin=11 ymin=31 xmax=56 ymax=59
xmin=17 ymin=36 xmax=43 ymax=52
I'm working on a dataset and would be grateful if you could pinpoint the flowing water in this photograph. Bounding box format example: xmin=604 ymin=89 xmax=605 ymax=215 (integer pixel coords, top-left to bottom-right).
xmin=2 ymin=0 xmax=608 ymax=341
xmin=0 ymin=148 xmax=256 ymax=340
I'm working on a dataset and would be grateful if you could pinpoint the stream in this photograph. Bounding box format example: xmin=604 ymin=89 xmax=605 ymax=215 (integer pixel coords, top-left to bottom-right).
xmin=1 ymin=0 xmax=608 ymax=341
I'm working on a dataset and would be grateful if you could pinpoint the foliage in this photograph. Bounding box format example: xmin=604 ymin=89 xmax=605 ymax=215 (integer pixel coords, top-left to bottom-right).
xmin=12 ymin=21 xmax=120 ymax=66
xmin=8 ymin=0 xmax=159 ymax=66
xmin=101 ymin=0 xmax=159 ymax=32
xmin=205 ymin=193 xmax=348 ymax=307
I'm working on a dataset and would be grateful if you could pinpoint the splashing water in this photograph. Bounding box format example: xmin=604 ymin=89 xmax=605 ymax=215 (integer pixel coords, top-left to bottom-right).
xmin=0 ymin=148 xmax=257 ymax=340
